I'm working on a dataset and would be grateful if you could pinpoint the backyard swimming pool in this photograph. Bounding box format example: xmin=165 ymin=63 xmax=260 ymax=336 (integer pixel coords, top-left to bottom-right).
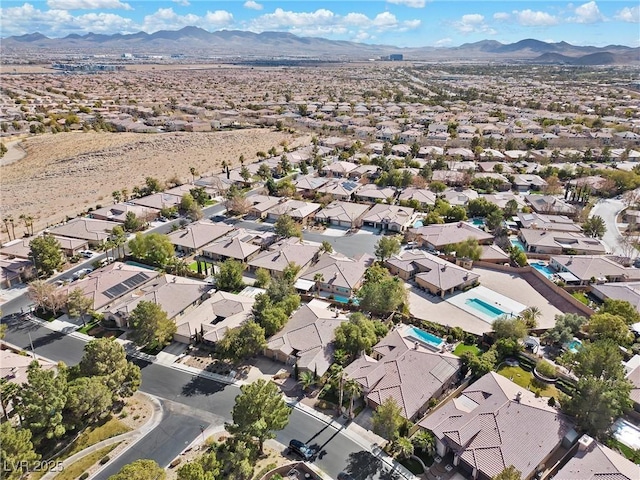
xmin=333 ymin=295 xmax=359 ymax=305
xmin=510 ymin=238 xmax=526 ymax=252
xmin=565 ymin=338 xmax=582 ymax=353
xmin=407 ymin=326 xmax=445 ymax=350
xmin=531 ymin=261 xmax=556 ymax=279
xmin=469 ymin=218 xmax=485 ymax=228
xmin=465 ymin=298 xmax=507 ymax=319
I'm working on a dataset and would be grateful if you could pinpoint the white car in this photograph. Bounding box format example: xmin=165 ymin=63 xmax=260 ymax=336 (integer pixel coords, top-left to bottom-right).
xmin=79 ymin=250 xmax=93 ymax=258
xmin=72 ymin=268 xmax=93 ymax=280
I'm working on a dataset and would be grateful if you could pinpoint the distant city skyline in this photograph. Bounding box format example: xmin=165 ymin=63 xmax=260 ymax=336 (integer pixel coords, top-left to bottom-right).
xmin=1 ymin=1 xmax=638 ymax=47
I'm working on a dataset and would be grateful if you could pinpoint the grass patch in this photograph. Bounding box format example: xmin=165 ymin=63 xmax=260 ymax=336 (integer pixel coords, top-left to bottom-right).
xmin=53 ymin=444 xmax=118 ymax=480
xmin=606 ymin=438 xmax=640 ymax=462
xmin=571 ymin=292 xmax=590 ymax=306
xmin=77 ymin=320 xmax=100 ymax=334
xmin=497 ymin=365 xmax=559 ymax=398
xmin=188 ymin=261 xmax=199 ymax=272
xmin=453 ymin=343 xmax=480 ymax=357
xmin=398 ymin=457 xmax=424 ymax=475
xmin=68 ymin=418 xmax=130 ymax=457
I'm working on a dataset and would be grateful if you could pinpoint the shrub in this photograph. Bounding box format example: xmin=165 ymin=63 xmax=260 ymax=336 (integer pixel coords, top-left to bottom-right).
xmin=536 ymin=360 xmax=558 ymax=379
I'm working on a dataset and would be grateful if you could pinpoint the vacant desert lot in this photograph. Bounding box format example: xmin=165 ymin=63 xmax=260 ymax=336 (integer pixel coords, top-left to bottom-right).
xmin=1 ymin=129 xmax=307 ymax=240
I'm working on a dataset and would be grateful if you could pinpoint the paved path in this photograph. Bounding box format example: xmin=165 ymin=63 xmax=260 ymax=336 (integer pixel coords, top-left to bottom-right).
xmin=590 ymin=198 xmax=627 ymax=256
xmin=41 ymin=394 xmax=163 ymax=480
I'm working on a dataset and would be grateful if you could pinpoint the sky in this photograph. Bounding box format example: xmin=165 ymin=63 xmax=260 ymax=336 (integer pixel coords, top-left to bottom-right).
xmin=1 ymin=1 xmax=638 ymax=47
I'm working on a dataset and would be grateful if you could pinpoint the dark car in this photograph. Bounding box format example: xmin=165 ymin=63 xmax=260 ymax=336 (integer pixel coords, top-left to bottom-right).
xmin=288 ymin=439 xmax=316 ymax=461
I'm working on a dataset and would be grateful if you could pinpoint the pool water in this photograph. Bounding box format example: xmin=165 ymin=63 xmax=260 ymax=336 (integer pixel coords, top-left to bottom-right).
xmin=566 ymin=339 xmax=582 ymax=353
xmin=413 ymin=220 xmax=424 ymax=228
xmin=465 ymin=298 xmax=507 ymax=319
xmin=510 ymin=238 xmax=526 ymax=252
xmin=470 ymin=218 xmax=485 ymax=227
xmin=531 ymin=262 xmax=556 ymax=279
xmin=333 ymin=295 xmax=359 ymax=305
xmin=407 ymin=327 xmax=445 ymax=350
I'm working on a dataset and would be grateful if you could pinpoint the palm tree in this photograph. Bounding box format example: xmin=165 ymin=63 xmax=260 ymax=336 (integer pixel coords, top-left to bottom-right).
xmin=7 ymin=216 xmax=15 ymax=241
xmin=521 ymin=306 xmax=541 ymax=329
xmin=313 ymin=273 xmax=324 ymax=296
xmin=2 ymin=217 xmax=11 ymax=240
xmin=392 ymin=436 xmax=414 ymax=460
xmin=298 ymin=370 xmax=315 ymax=393
xmin=329 ymin=363 xmax=344 ymax=414
xmin=411 ymin=430 xmax=435 ymax=456
xmin=112 ymin=190 xmax=122 ymax=204
xmin=344 ymin=379 xmax=362 ymax=419
xmin=121 ymin=188 xmax=129 ymax=202
xmin=189 ymin=166 xmax=198 ymax=184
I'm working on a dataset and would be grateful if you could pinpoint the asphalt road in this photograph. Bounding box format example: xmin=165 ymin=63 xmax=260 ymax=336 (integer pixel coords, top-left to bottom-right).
xmin=590 ymin=198 xmax=627 ymax=256
xmin=1 ymin=316 xmax=398 ymax=480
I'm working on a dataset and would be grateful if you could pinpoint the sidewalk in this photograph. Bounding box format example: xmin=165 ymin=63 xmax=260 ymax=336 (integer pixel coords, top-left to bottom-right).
xmin=40 ymin=393 xmax=163 ymax=480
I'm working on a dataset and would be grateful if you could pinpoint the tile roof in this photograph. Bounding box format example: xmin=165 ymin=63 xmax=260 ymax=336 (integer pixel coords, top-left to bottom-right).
xmin=300 ymin=252 xmax=373 ymax=290
xmin=520 ymin=229 xmax=605 ymax=254
xmin=551 ymin=255 xmax=640 ymax=281
xmin=167 ymin=221 xmax=235 ymax=250
xmin=554 ymin=437 xmax=640 ymax=480
xmin=47 ymin=217 xmax=121 ymax=242
xmin=314 ymin=201 xmax=371 ymax=224
xmin=361 ymin=204 xmax=415 ymax=227
xmin=248 ymin=238 xmax=320 ymax=274
xmin=410 ymin=222 xmax=493 ymax=249
xmin=202 ymin=231 xmax=262 ymax=261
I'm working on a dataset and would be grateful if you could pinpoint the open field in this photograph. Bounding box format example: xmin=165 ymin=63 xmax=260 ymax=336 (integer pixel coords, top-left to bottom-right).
xmin=0 ymin=129 xmax=306 ymax=239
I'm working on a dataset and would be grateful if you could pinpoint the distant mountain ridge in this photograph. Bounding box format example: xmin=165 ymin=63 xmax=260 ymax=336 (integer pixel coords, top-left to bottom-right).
xmin=2 ymin=26 xmax=638 ymax=65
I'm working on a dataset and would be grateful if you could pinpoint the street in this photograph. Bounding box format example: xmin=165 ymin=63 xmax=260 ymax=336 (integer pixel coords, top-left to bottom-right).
xmin=0 ymin=315 xmax=399 ymax=480
xmin=590 ymin=198 xmax=627 ymax=257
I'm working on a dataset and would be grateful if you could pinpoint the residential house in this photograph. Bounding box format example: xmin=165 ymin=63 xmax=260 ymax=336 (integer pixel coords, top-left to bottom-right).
xmin=513 ymin=174 xmax=548 ymax=192
xmin=442 ymin=188 xmax=479 ymax=206
xmin=47 ymin=218 xmax=121 ymax=247
xmin=266 ymin=199 xmax=321 ymax=224
xmin=201 ymin=229 xmax=266 ymax=263
xmin=432 ymin=170 xmax=468 ymax=187
xmin=1 ymin=347 xmax=56 ymax=386
xmin=386 ymin=251 xmax=479 ymax=297
xmin=1 ymin=235 xmax=89 ymax=259
xmin=525 ymin=195 xmax=577 ymax=217
xmin=167 ymin=221 xmax=235 ymax=255
xmin=409 ymin=223 xmax=494 ymax=251
xmin=0 ymin=256 xmax=34 ymax=288
xmin=299 ymin=252 xmax=373 ymax=298
xmin=354 ymin=184 xmax=396 ymax=204
xmin=315 ymin=179 xmax=362 ymax=202
xmin=554 ymin=436 xmax=639 ymax=480
xmin=419 ymin=372 xmax=573 ymax=480
xmin=591 ymin=282 xmax=640 ymax=311
xmin=91 ymin=203 xmax=157 ymax=223
xmin=518 ymin=229 xmax=605 ymax=255
xmin=57 ymin=262 xmax=160 ymax=311
xmin=550 ymin=255 xmax=640 ymax=285
xmin=624 ymin=355 xmax=640 ymax=412
xmin=173 ymin=290 xmax=256 ymax=345
xmin=321 ymin=161 xmax=358 ymax=178
xmin=247 ymin=195 xmax=283 ymax=219
xmin=480 ymin=193 xmax=526 ymax=210
xmin=264 ymin=299 xmax=348 ymax=376
xmin=344 ymin=324 xmax=461 ymax=420
xmin=478 ymin=244 xmax=510 ymax=263
xmin=129 ymin=192 xmax=183 ymax=211
xmin=294 ymin=176 xmax=331 ymax=198
xmin=361 ymin=204 xmax=415 ymax=232
xmin=314 ymin=201 xmax=371 ymax=228
xmin=247 ymin=238 xmax=321 ymax=277
xmin=104 ymin=274 xmax=211 ymax=328
xmin=398 ymin=188 xmax=437 ymax=209
xmin=514 ymin=212 xmax=582 ymax=232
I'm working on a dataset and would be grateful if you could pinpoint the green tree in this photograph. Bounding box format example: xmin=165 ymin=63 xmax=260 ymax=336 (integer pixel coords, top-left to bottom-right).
xmin=259 ymin=306 xmax=289 ymax=337
xmin=108 ymin=459 xmax=166 ymax=480
xmin=374 ymin=236 xmax=401 ymax=263
xmin=123 ymin=211 xmax=143 ymax=232
xmin=78 ymin=338 xmax=141 ymax=400
xmin=492 ymin=317 xmax=527 ymax=341
xmin=178 ymin=453 xmax=220 ymax=480
xmin=429 ymin=181 xmax=446 ymax=194
xmin=320 ymin=240 xmax=333 ymax=253
xmin=599 ymin=298 xmax=640 ymax=324
xmin=0 ymin=422 xmax=40 ymax=480
xmin=455 ymin=237 xmax=482 ymax=260
xmin=334 ymin=313 xmax=385 ymax=357
xmin=411 ymin=430 xmax=435 ymax=455
xmin=485 ymin=209 xmax=504 ymax=233
xmin=144 ymin=177 xmax=164 ymax=195
xmin=372 ymin=397 xmax=404 ymax=441
xmin=214 ymin=259 xmax=245 ymax=292
xmin=504 ymin=199 xmax=519 ymax=217
xmin=16 ymin=361 xmax=68 ymax=440
xmin=358 ymin=276 xmax=407 ymax=316
xmin=65 ymin=376 xmax=113 ymax=426
xmin=226 ymin=379 xmax=291 ymax=454
xmin=0 ymin=378 xmax=19 ymax=419
xmin=520 ymin=306 xmax=541 ymax=329
xmin=190 ymin=187 xmax=209 ymax=206
xmin=391 ymin=436 xmax=414 ymax=460
xmin=544 ymin=313 xmax=587 ymax=345
xmin=215 ymin=322 xmax=266 ymax=363
xmin=66 ymin=288 xmax=93 ymax=325
xmin=510 ymin=248 xmax=528 ymax=267
xmin=467 ymin=198 xmax=501 ymax=218
xmin=128 ymin=301 xmax=176 ymax=349
xmin=254 ymin=268 xmax=271 ymax=288
xmin=128 ymin=233 xmax=174 ymax=267
xmin=257 ymin=163 xmax=272 ymax=180
xmin=582 ymin=215 xmax=606 ymax=239
xmin=180 ymin=193 xmax=203 ymax=221
xmin=298 ymin=370 xmax=315 ymax=392
xmin=29 ymin=235 xmax=63 ymax=276
xmin=492 ymin=465 xmax=522 ymax=480
xmin=344 ymin=378 xmax=362 ymax=419
xmin=274 ymin=215 xmax=302 ymax=238
xmin=111 ymin=226 xmax=128 ymax=258
xmin=587 ymin=313 xmax=633 ymax=345
xmin=461 ymin=349 xmax=497 ymax=378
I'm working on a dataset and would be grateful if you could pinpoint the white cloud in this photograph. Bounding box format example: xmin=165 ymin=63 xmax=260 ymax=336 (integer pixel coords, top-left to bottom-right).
xmin=435 ymin=37 xmax=453 ymax=46
xmin=46 ymin=0 xmax=132 ymax=10
xmin=386 ymin=0 xmax=426 ymax=8
xmin=513 ymin=9 xmax=559 ymax=26
xmin=141 ymin=7 xmax=232 ymax=32
xmin=493 ymin=12 xmax=510 ymax=22
xmin=615 ymin=6 xmax=639 ymax=23
xmin=249 ymin=8 xmax=420 ymax=38
xmin=569 ymin=1 xmax=604 ymax=24
xmin=243 ymin=1 xmax=263 ymax=11
xmin=452 ymin=13 xmax=496 ymax=34
xmin=172 ymin=0 xmax=190 ymax=6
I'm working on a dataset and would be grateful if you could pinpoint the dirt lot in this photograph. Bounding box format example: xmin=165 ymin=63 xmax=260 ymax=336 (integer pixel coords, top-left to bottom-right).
xmin=1 ymin=129 xmax=307 ymax=241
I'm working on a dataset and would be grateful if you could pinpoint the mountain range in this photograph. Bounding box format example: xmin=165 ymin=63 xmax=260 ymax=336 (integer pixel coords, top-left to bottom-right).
xmin=2 ymin=26 xmax=638 ymax=65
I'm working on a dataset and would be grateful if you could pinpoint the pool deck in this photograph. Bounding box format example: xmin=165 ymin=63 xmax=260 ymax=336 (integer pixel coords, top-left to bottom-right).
xmin=446 ymin=285 xmax=527 ymax=324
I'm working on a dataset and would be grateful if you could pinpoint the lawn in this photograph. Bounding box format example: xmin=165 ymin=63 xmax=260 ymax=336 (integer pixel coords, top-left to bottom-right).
xmin=188 ymin=261 xmax=199 ymax=272
xmin=571 ymin=291 xmax=590 ymax=306
xmin=606 ymin=438 xmax=640 ymax=462
xmin=68 ymin=417 xmax=130 ymax=457
xmin=496 ymin=365 xmax=559 ymax=398
xmin=53 ymin=444 xmax=118 ymax=480
xmin=453 ymin=343 xmax=481 ymax=357
xmin=77 ymin=320 xmax=100 ymax=334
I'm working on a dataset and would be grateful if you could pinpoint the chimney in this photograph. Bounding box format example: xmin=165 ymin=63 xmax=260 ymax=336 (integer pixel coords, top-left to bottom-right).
xmin=515 ymin=391 xmax=522 ymax=403
xmin=578 ymin=434 xmax=594 ymax=451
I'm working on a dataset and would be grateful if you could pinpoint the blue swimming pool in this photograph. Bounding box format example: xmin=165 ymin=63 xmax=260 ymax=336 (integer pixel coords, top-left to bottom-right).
xmin=566 ymin=339 xmax=582 ymax=353
xmin=470 ymin=218 xmax=485 ymax=227
xmin=407 ymin=327 xmax=445 ymax=350
xmin=510 ymin=238 xmax=526 ymax=252
xmin=465 ymin=298 xmax=507 ymax=319
xmin=413 ymin=220 xmax=424 ymax=228
xmin=333 ymin=295 xmax=359 ymax=305
xmin=531 ymin=261 xmax=556 ymax=279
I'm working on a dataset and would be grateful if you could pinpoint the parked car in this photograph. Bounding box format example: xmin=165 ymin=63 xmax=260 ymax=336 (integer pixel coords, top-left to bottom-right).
xmin=72 ymin=268 xmax=93 ymax=280
xmin=100 ymin=256 xmax=115 ymax=266
xmin=288 ymin=439 xmax=316 ymax=461
xmin=78 ymin=250 xmax=94 ymax=258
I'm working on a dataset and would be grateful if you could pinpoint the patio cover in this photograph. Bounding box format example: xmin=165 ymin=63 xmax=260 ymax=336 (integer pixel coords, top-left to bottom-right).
xmin=557 ymin=272 xmax=580 ymax=282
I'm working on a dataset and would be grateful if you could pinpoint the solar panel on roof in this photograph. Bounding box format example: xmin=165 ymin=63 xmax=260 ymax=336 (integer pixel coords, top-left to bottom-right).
xmin=102 ymin=272 xmax=150 ymax=299
xmin=343 ymin=181 xmax=358 ymax=191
